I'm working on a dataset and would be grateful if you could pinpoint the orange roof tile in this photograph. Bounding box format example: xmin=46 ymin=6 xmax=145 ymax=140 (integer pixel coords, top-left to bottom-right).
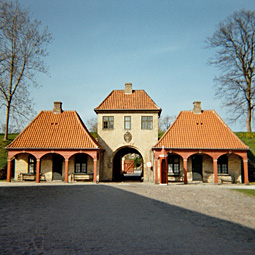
xmin=6 ymin=111 xmax=101 ymax=149
xmin=155 ymin=110 xmax=249 ymax=150
xmin=94 ymin=90 xmax=161 ymax=113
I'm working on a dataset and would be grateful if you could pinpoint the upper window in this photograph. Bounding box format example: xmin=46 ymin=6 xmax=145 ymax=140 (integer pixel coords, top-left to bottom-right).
xmin=28 ymin=155 xmax=36 ymax=174
xmin=217 ymin=155 xmax=228 ymax=174
xmin=124 ymin=116 xmax=131 ymax=130
xmin=103 ymin=116 xmax=114 ymax=129
xmin=168 ymin=155 xmax=180 ymax=175
xmin=75 ymin=154 xmax=87 ymax=173
xmin=141 ymin=116 xmax=153 ymax=130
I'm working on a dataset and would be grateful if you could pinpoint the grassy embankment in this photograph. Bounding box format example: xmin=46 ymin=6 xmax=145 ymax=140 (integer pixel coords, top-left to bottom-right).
xmin=235 ymin=132 xmax=255 ymax=162
xmin=233 ymin=189 xmax=255 ymax=197
xmin=0 ymin=134 xmax=19 ymax=170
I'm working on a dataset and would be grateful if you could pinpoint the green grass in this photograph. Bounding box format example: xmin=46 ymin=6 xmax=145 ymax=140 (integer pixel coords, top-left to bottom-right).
xmin=235 ymin=132 xmax=255 ymax=162
xmin=233 ymin=189 xmax=255 ymax=197
xmin=0 ymin=134 xmax=19 ymax=169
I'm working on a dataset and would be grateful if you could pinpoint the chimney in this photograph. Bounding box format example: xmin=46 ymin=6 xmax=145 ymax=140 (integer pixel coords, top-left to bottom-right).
xmin=193 ymin=101 xmax=202 ymax=114
xmin=53 ymin=102 xmax=62 ymax=114
xmin=125 ymin=83 xmax=132 ymax=94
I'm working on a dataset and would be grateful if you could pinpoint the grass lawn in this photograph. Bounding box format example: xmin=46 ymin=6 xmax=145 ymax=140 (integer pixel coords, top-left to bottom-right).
xmin=233 ymin=189 xmax=255 ymax=197
xmin=235 ymin=132 xmax=255 ymax=161
xmin=0 ymin=134 xmax=19 ymax=169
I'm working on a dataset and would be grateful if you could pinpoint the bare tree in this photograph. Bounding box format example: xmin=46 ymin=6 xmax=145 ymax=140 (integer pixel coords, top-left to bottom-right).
xmin=159 ymin=114 xmax=175 ymax=132
xmin=0 ymin=0 xmax=52 ymax=140
xmin=206 ymin=9 xmax=255 ymax=132
xmin=86 ymin=117 xmax=98 ymax=133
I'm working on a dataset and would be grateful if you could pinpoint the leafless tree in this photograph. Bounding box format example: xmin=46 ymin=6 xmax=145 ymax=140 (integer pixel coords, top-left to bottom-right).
xmin=0 ymin=0 xmax=52 ymax=140
xmin=86 ymin=117 xmax=98 ymax=133
xmin=206 ymin=9 xmax=255 ymax=132
xmin=159 ymin=114 xmax=175 ymax=132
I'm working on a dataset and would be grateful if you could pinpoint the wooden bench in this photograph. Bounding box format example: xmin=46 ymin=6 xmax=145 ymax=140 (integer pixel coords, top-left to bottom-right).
xmin=19 ymin=173 xmax=46 ymax=181
xmin=71 ymin=173 xmax=93 ymax=182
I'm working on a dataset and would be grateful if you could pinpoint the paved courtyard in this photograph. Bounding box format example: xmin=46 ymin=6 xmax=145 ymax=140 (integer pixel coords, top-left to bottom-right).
xmin=0 ymin=182 xmax=255 ymax=254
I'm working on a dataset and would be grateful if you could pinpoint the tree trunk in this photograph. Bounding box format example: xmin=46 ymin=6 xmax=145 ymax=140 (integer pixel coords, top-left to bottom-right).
xmin=4 ymin=103 xmax=10 ymax=141
xmin=246 ymin=102 xmax=252 ymax=132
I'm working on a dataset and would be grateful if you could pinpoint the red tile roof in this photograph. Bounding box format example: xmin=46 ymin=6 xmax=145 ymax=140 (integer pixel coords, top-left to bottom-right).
xmin=94 ymin=90 xmax=161 ymax=113
xmin=155 ymin=110 xmax=249 ymax=150
xmin=6 ymin=111 xmax=101 ymax=149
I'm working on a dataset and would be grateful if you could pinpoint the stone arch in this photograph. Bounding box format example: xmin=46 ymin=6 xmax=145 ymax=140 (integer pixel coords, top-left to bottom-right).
xmin=40 ymin=152 xmax=65 ymax=181
xmin=12 ymin=152 xmax=37 ymax=181
xmin=112 ymin=146 xmax=144 ymax=181
xmin=187 ymin=152 xmax=213 ymax=182
xmin=68 ymin=152 xmax=94 ymax=175
xmin=166 ymin=153 xmax=183 ymax=182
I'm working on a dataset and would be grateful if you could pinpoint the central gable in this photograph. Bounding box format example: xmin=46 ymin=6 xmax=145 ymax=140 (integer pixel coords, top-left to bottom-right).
xmin=94 ymin=83 xmax=161 ymax=115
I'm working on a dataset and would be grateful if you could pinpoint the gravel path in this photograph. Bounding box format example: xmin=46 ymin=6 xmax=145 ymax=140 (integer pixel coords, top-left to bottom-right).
xmin=107 ymin=183 xmax=255 ymax=229
xmin=0 ymin=183 xmax=254 ymax=254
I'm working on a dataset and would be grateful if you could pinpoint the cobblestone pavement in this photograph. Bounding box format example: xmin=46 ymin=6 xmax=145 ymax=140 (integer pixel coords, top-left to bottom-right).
xmin=0 ymin=183 xmax=255 ymax=254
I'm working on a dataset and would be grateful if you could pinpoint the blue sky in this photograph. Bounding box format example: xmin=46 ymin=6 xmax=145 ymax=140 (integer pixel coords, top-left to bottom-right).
xmin=13 ymin=0 xmax=255 ymax=131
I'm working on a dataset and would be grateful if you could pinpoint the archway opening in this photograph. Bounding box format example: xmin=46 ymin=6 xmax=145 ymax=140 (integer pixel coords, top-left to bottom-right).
xmin=192 ymin=154 xmax=203 ymax=181
xmin=112 ymin=147 xmax=143 ymax=182
xmin=52 ymin=153 xmax=64 ymax=180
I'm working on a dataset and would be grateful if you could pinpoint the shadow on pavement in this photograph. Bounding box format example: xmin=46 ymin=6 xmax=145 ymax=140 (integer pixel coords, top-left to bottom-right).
xmin=0 ymin=185 xmax=254 ymax=254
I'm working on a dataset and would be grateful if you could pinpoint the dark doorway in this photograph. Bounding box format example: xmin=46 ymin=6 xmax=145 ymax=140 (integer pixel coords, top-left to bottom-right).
xmin=241 ymin=159 xmax=244 ymax=184
xmin=113 ymin=147 xmax=143 ymax=182
xmin=192 ymin=155 xmax=203 ymax=181
xmin=161 ymin=159 xmax=168 ymax=184
xmin=53 ymin=154 xmax=64 ymax=180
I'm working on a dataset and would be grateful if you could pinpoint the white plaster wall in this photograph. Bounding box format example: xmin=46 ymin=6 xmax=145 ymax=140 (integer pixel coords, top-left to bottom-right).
xmin=228 ymin=154 xmax=242 ymax=183
xmin=98 ymin=112 xmax=159 ymax=181
xmin=41 ymin=154 xmax=52 ymax=181
xmin=14 ymin=154 xmax=29 ymax=180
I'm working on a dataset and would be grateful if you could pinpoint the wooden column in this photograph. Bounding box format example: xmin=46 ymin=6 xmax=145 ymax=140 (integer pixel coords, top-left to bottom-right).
xmin=243 ymin=159 xmax=249 ymax=184
xmin=155 ymin=159 xmax=158 ymax=184
xmin=65 ymin=158 xmax=69 ymax=183
xmin=93 ymin=158 xmax=97 ymax=182
xmin=7 ymin=158 xmax=11 ymax=182
xmin=36 ymin=159 xmax=41 ymax=183
xmin=183 ymin=158 xmax=188 ymax=184
xmin=213 ymin=158 xmax=218 ymax=184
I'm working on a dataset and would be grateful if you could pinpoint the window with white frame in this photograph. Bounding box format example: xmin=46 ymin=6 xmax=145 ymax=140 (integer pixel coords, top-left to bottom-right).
xmin=141 ymin=116 xmax=153 ymax=130
xmin=103 ymin=116 xmax=114 ymax=129
xmin=217 ymin=155 xmax=228 ymax=174
xmin=124 ymin=116 xmax=131 ymax=130
xmin=75 ymin=154 xmax=87 ymax=173
xmin=28 ymin=155 xmax=36 ymax=174
xmin=168 ymin=155 xmax=180 ymax=175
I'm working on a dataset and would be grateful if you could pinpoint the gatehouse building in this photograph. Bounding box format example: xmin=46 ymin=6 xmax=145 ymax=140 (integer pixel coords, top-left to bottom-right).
xmin=6 ymin=83 xmax=250 ymax=184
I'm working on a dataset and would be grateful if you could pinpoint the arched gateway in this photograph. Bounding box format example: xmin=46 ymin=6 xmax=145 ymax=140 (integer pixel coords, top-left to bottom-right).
xmin=94 ymin=83 xmax=161 ymax=182
xmin=112 ymin=146 xmax=143 ymax=181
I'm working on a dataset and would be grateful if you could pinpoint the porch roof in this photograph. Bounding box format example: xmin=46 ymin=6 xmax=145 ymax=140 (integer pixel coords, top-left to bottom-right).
xmin=155 ymin=110 xmax=249 ymax=150
xmin=6 ymin=111 xmax=101 ymax=150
